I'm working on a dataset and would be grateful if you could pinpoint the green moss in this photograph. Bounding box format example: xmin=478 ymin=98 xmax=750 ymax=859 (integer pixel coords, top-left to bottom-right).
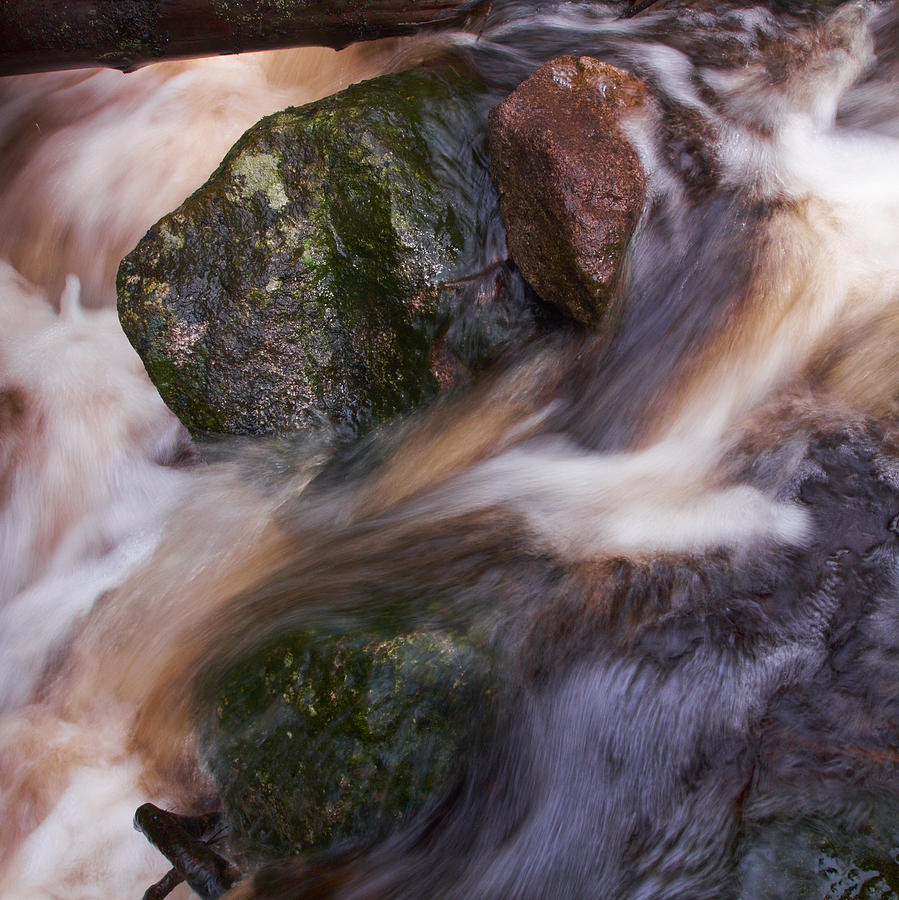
xmin=738 ymin=815 xmax=899 ymax=899
xmin=201 ymin=627 xmax=491 ymax=862
xmin=118 ymin=65 xmax=496 ymax=438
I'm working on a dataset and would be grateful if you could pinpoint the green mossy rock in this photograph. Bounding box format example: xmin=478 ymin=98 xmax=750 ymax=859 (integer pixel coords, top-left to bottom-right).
xmin=201 ymin=628 xmax=491 ymax=863
xmin=737 ymin=816 xmax=899 ymax=898
xmin=118 ymin=65 xmax=528 ymax=439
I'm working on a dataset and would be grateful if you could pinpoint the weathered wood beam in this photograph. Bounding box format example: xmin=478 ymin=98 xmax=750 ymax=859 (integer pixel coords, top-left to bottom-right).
xmin=0 ymin=0 xmax=489 ymax=77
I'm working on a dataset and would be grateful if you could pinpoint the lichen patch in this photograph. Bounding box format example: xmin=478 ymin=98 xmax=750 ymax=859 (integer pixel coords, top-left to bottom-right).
xmin=231 ymin=152 xmax=289 ymax=210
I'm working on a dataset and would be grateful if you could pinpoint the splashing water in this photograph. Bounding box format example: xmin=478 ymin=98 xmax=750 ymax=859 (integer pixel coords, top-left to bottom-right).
xmin=2 ymin=1 xmax=899 ymax=897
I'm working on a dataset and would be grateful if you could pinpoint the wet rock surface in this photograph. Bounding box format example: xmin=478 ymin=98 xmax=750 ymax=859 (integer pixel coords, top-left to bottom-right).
xmin=489 ymin=55 xmax=649 ymax=327
xmin=201 ymin=628 xmax=491 ymax=862
xmin=118 ymin=65 xmax=544 ymax=439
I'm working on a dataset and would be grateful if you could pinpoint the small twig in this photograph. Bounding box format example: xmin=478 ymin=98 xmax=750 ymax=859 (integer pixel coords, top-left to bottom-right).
xmin=441 ymin=257 xmax=506 ymax=288
xmin=143 ymin=867 xmax=185 ymax=900
xmin=475 ymin=0 xmax=493 ymax=40
xmin=622 ymin=0 xmax=663 ymax=19
xmin=135 ymin=803 xmax=242 ymax=900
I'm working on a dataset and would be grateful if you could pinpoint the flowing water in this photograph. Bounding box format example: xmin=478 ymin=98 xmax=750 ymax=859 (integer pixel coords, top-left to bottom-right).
xmin=2 ymin=0 xmax=899 ymax=897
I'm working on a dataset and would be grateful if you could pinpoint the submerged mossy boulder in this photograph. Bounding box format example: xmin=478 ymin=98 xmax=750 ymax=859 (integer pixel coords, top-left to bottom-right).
xmin=118 ymin=65 xmax=538 ymax=439
xmin=201 ymin=628 xmax=491 ymax=863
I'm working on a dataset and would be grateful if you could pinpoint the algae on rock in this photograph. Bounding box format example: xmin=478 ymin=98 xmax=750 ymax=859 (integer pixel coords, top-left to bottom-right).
xmin=118 ymin=65 xmax=510 ymax=438
xmin=201 ymin=627 xmax=492 ymax=862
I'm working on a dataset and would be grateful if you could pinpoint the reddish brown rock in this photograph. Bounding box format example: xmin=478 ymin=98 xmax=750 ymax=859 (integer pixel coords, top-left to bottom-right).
xmin=489 ymin=55 xmax=648 ymax=327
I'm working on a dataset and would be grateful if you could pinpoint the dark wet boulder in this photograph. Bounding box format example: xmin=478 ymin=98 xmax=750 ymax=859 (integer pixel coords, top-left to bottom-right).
xmin=489 ymin=55 xmax=649 ymax=328
xmin=200 ymin=628 xmax=491 ymax=862
xmin=118 ymin=66 xmax=542 ymax=439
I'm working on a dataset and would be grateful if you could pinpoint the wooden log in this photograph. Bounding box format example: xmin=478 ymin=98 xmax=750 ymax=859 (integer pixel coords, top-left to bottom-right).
xmin=0 ymin=0 xmax=489 ymax=77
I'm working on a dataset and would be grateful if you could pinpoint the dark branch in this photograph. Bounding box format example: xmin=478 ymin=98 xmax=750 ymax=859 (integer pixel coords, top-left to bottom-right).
xmin=134 ymin=803 xmax=240 ymax=900
xmin=143 ymin=867 xmax=185 ymax=900
xmin=0 ymin=0 xmax=489 ymax=77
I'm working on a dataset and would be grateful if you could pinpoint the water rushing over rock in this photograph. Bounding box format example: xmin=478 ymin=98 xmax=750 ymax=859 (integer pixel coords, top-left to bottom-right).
xmin=117 ymin=64 xmax=547 ymax=440
xmin=2 ymin=1 xmax=899 ymax=898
